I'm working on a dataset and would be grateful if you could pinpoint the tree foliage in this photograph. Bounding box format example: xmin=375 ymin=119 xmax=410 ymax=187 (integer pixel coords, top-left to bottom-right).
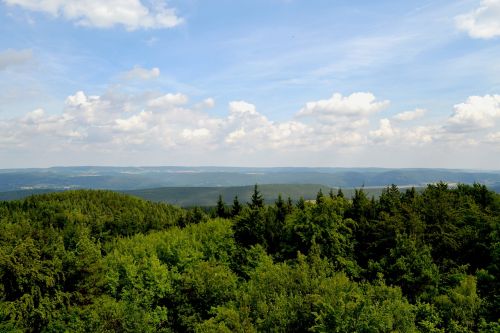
xmin=0 ymin=184 xmax=499 ymax=331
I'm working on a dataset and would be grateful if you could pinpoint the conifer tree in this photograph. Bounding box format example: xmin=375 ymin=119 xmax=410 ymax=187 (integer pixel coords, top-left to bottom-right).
xmin=275 ymin=194 xmax=286 ymax=223
xmin=249 ymin=184 xmax=264 ymax=209
xmin=316 ymin=189 xmax=324 ymax=203
xmin=297 ymin=197 xmax=305 ymax=210
xmin=216 ymin=194 xmax=226 ymax=218
xmin=286 ymin=196 xmax=294 ymax=214
xmin=231 ymin=195 xmax=242 ymax=216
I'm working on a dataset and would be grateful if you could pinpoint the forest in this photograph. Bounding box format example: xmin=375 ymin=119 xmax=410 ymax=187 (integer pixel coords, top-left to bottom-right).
xmin=0 ymin=183 xmax=499 ymax=332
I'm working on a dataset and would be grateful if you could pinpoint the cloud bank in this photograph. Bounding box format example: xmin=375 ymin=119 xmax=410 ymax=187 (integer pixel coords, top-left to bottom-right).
xmin=2 ymin=87 xmax=499 ymax=167
xmin=3 ymin=0 xmax=183 ymax=30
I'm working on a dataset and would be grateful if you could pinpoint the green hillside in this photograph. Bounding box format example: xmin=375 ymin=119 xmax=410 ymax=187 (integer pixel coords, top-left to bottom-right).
xmin=124 ymin=184 xmax=390 ymax=206
xmin=0 ymin=185 xmax=394 ymax=206
xmin=1 ymin=184 xmax=499 ymax=331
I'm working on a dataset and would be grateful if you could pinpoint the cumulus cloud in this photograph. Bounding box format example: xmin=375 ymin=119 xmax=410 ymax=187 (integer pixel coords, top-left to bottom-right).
xmin=402 ymin=126 xmax=437 ymax=144
xmin=225 ymin=128 xmax=246 ymax=144
xmin=447 ymin=94 xmax=500 ymax=131
xmin=148 ymin=93 xmax=188 ymax=108
xmin=21 ymin=108 xmax=45 ymax=123
xmin=297 ymin=92 xmax=389 ymax=122
xmin=456 ymin=0 xmax=500 ymax=39
xmin=229 ymin=101 xmax=259 ymax=115
xmin=2 ymin=88 xmax=500 ymax=165
xmin=194 ymin=98 xmax=215 ymax=110
xmin=181 ymin=128 xmax=211 ymax=141
xmin=115 ymin=111 xmax=152 ymax=132
xmin=4 ymin=0 xmax=183 ymax=30
xmin=0 ymin=89 xmax=319 ymax=154
xmin=122 ymin=66 xmax=160 ymax=80
xmin=65 ymin=90 xmax=115 ymax=125
xmin=0 ymin=48 xmax=33 ymax=70
xmin=223 ymin=101 xmax=312 ymax=150
xmin=369 ymin=118 xmax=397 ymax=142
xmin=393 ymin=108 xmax=427 ymax=121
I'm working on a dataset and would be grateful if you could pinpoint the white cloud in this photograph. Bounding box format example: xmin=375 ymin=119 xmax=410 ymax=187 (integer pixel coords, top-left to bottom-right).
xmin=21 ymin=108 xmax=45 ymax=123
xmin=221 ymin=102 xmax=313 ymax=151
xmin=4 ymin=0 xmax=183 ymax=30
xmin=0 ymin=90 xmax=394 ymax=154
xmin=115 ymin=111 xmax=151 ymax=132
xmin=3 ymin=88 xmax=500 ymax=167
xmin=297 ymin=92 xmax=389 ymax=122
xmin=147 ymin=93 xmax=188 ymax=108
xmin=200 ymin=98 xmax=215 ymax=109
xmin=229 ymin=101 xmax=258 ymax=115
xmin=402 ymin=125 xmax=437 ymax=144
xmin=225 ymin=128 xmax=246 ymax=144
xmin=181 ymin=128 xmax=211 ymax=141
xmin=456 ymin=0 xmax=500 ymax=39
xmin=0 ymin=48 xmax=32 ymax=70
xmin=369 ymin=118 xmax=397 ymax=142
xmin=393 ymin=108 xmax=427 ymax=121
xmin=65 ymin=90 xmax=114 ymax=125
xmin=447 ymin=94 xmax=500 ymax=131
xmin=122 ymin=66 xmax=160 ymax=80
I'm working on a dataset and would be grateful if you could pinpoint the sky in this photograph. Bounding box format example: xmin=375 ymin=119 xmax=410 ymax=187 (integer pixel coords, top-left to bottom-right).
xmin=0 ymin=0 xmax=500 ymax=169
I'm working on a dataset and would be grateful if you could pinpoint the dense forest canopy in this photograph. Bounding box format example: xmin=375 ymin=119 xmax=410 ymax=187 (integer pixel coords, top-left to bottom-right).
xmin=0 ymin=183 xmax=499 ymax=332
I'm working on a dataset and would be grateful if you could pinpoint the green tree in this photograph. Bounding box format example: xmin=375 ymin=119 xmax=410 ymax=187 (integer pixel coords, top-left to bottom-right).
xmin=231 ymin=195 xmax=242 ymax=217
xmin=275 ymin=194 xmax=287 ymax=224
xmin=249 ymin=184 xmax=264 ymax=209
xmin=316 ymin=189 xmax=324 ymax=203
xmin=378 ymin=234 xmax=440 ymax=302
xmin=216 ymin=194 xmax=227 ymax=218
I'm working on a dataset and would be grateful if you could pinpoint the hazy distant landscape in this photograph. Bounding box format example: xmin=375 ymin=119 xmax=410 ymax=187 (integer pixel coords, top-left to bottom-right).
xmin=1 ymin=166 xmax=499 ymax=205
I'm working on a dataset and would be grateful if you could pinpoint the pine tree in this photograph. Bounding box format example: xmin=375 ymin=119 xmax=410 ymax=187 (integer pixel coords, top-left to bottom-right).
xmin=337 ymin=188 xmax=344 ymax=198
xmin=286 ymin=196 xmax=294 ymax=214
xmin=249 ymin=184 xmax=264 ymax=209
xmin=216 ymin=194 xmax=226 ymax=218
xmin=316 ymin=189 xmax=324 ymax=203
xmin=231 ymin=195 xmax=242 ymax=216
xmin=275 ymin=194 xmax=286 ymax=223
xmin=297 ymin=197 xmax=305 ymax=210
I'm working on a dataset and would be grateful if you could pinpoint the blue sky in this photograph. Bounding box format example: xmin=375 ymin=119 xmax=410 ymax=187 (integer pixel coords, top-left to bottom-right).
xmin=1 ymin=0 xmax=500 ymax=168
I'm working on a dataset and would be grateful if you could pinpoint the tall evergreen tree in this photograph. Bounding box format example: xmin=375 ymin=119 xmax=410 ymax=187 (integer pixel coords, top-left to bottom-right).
xmin=275 ymin=194 xmax=287 ymax=223
xmin=216 ymin=194 xmax=226 ymax=218
xmin=286 ymin=196 xmax=294 ymax=214
xmin=337 ymin=188 xmax=344 ymax=198
xmin=349 ymin=188 xmax=370 ymax=222
xmin=297 ymin=197 xmax=306 ymax=210
xmin=249 ymin=184 xmax=264 ymax=209
xmin=316 ymin=189 xmax=324 ymax=203
xmin=231 ymin=195 xmax=242 ymax=216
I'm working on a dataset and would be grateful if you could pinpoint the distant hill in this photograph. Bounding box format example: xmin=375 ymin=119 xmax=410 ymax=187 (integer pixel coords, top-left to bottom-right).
xmin=0 ymin=185 xmax=392 ymax=206
xmin=0 ymin=189 xmax=60 ymax=201
xmin=123 ymin=184 xmax=394 ymax=207
xmin=0 ymin=166 xmax=499 ymax=192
